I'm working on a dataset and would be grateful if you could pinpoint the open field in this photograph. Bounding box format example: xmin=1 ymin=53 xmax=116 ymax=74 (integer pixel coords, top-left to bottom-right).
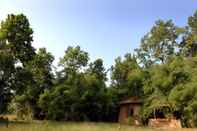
xmin=0 ymin=121 xmax=196 ymax=131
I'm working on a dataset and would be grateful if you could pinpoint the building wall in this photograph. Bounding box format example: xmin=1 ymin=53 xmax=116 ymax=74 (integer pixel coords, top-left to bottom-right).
xmin=133 ymin=104 xmax=141 ymax=116
xmin=118 ymin=104 xmax=141 ymax=124
xmin=149 ymin=118 xmax=182 ymax=128
xmin=118 ymin=105 xmax=129 ymax=123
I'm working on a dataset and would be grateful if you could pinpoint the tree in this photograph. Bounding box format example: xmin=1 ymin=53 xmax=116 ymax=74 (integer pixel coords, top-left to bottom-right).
xmin=59 ymin=46 xmax=89 ymax=72
xmin=142 ymin=61 xmax=176 ymax=122
xmin=86 ymin=59 xmax=107 ymax=81
xmin=168 ymin=57 xmax=197 ymax=127
xmin=80 ymin=59 xmax=109 ymax=121
xmin=111 ymin=53 xmax=144 ymax=99
xmin=2 ymin=10 xmax=197 ymax=126
xmin=15 ymin=48 xmax=54 ymax=119
xmin=0 ymin=14 xmax=35 ymax=113
xmin=141 ymin=56 xmax=197 ymax=127
xmin=0 ymin=52 xmax=15 ymax=113
xmin=135 ymin=20 xmax=182 ymax=67
xmin=39 ymin=46 xmax=90 ymax=120
xmin=39 ymin=48 xmax=113 ymax=121
xmin=0 ymin=14 xmax=35 ymax=64
xmin=107 ymin=54 xmax=145 ymax=122
xmin=180 ymin=10 xmax=197 ymax=57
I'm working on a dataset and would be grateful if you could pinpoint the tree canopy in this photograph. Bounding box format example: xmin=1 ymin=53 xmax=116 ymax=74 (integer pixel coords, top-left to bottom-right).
xmin=1 ymin=10 xmax=197 ymax=127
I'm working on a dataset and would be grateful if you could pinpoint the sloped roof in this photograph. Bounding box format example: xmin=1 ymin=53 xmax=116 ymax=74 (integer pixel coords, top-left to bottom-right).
xmin=120 ymin=97 xmax=142 ymax=105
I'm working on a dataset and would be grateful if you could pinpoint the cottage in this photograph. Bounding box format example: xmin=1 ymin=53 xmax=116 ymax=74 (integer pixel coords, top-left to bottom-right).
xmin=147 ymin=105 xmax=182 ymax=128
xmin=118 ymin=97 xmax=142 ymax=125
xmin=118 ymin=97 xmax=182 ymax=128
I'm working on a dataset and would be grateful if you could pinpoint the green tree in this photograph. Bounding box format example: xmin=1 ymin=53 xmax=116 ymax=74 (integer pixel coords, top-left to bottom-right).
xmin=15 ymin=48 xmax=54 ymax=119
xmin=0 ymin=14 xmax=35 ymax=113
xmin=135 ymin=20 xmax=182 ymax=67
xmin=180 ymin=10 xmax=197 ymax=57
xmin=141 ymin=56 xmax=197 ymax=127
xmin=0 ymin=14 xmax=35 ymax=64
xmin=39 ymin=46 xmax=89 ymax=120
xmin=111 ymin=53 xmax=144 ymax=99
xmin=109 ymin=54 xmax=146 ymax=122
xmin=168 ymin=57 xmax=197 ymax=127
xmin=59 ymin=46 xmax=89 ymax=72
xmin=142 ymin=62 xmax=176 ymax=122
xmin=39 ymin=48 xmax=113 ymax=121
xmin=80 ymin=59 xmax=109 ymax=121
xmin=0 ymin=52 xmax=15 ymax=113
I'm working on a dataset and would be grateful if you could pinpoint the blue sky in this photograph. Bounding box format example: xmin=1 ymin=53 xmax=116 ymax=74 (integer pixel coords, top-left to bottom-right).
xmin=0 ymin=0 xmax=197 ymax=68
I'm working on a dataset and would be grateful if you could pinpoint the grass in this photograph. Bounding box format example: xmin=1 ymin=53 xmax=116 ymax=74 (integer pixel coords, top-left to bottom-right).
xmin=0 ymin=121 xmax=196 ymax=131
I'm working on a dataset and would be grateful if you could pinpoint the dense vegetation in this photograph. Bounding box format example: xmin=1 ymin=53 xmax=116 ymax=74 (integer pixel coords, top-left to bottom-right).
xmin=1 ymin=10 xmax=197 ymax=127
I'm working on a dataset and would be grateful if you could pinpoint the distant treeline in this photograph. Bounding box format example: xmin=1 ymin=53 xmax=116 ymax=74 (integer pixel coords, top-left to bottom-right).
xmin=1 ymin=10 xmax=197 ymax=127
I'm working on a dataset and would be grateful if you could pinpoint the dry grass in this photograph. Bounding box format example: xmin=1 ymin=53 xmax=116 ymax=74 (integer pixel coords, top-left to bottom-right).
xmin=0 ymin=121 xmax=196 ymax=131
xmin=0 ymin=114 xmax=17 ymax=121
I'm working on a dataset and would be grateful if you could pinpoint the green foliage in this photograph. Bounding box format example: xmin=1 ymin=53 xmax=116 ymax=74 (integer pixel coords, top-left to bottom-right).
xmin=14 ymin=48 xmax=54 ymax=119
xmin=0 ymin=14 xmax=35 ymax=64
xmin=0 ymin=52 xmax=14 ymax=113
xmin=0 ymin=14 xmax=36 ymax=113
xmin=38 ymin=48 xmax=111 ymax=121
xmin=135 ymin=20 xmax=182 ymax=67
xmin=141 ymin=56 xmax=197 ymax=127
xmin=1 ymin=11 xmax=197 ymax=128
xmin=180 ymin=10 xmax=197 ymax=57
xmin=111 ymin=53 xmax=145 ymax=99
xmin=168 ymin=57 xmax=197 ymax=127
xmin=59 ymin=46 xmax=89 ymax=71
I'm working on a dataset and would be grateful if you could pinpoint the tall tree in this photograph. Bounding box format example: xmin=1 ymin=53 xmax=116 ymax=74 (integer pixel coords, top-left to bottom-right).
xmin=168 ymin=57 xmax=197 ymax=127
xmin=59 ymin=46 xmax=89 ymax=72
xmin=0 ymin=51 xmax=15 ymax=113
xmin=15 ymin=48 xmax=54 ymax=119
xmin=111 ymin=53 xmax=144 ymax=99
xmin=135 ymin=20 xmax=182 ymax=67
xmin=81 ymin=59 xmax=109 ymax=121
xmin=0 ymin=14 xmax=35 ymax=113
xmin=180 ymin=10 xmax=197 ymax=57
xmin=0 ymin=14 xmax=35 ymax=64
xmin=39 ymin=46 xmax=90 ymax=120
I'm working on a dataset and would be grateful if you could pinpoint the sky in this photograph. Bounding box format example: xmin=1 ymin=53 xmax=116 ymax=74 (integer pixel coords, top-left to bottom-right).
xmin=0 ymin=0 xmax=197 ymax=69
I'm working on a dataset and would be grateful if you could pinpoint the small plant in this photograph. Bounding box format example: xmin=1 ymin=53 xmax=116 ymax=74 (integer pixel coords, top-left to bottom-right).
xmin=128 ymin=116 xmax=134 ymax=125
